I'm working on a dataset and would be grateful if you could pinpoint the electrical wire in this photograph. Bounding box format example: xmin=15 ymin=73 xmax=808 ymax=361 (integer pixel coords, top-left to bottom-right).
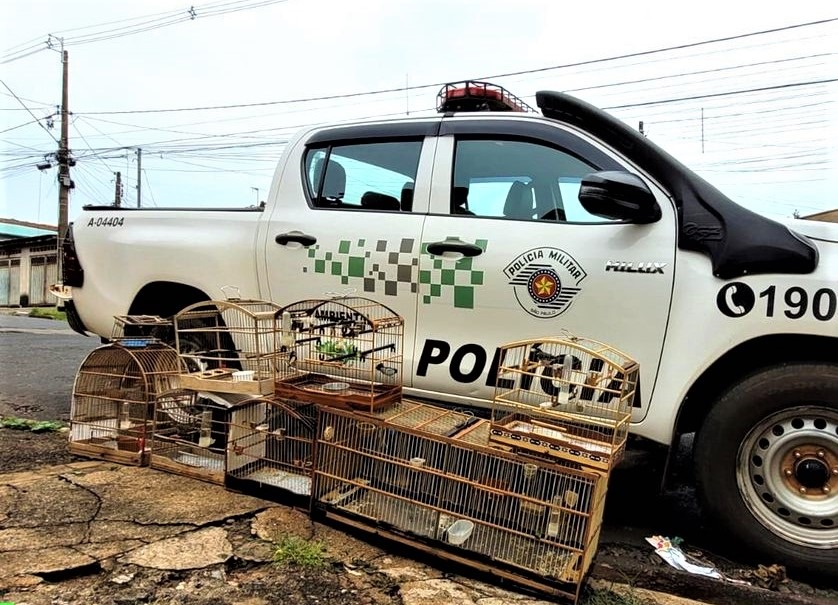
xmin=0 ymin=80 xmax=59 ymax=143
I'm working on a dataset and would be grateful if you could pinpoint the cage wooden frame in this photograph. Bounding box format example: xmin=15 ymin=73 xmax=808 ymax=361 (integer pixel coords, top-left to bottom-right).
xmin=110 ymin=314 xmax=173 ymax=346
xmin=225 ymin=396 xmax=317 ymax=501
xmin=173 ymin=298 xmax=283 ymax=396
xmin=490 ymin=337 xmax=638 ymax=471
xmin=312 ymin=406 xmax=607 ymax=602
xmin=274 ymin=296 xmax=404 ymax=414
xmin=149 ymin=388 xmax=250 ymax=484
xmin=69 ymin=342 xmax=184 ymax=466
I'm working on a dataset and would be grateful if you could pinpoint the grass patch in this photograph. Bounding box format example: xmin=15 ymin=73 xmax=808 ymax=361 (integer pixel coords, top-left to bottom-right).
xmin=28 ymin=307 xmax=67 ymax=321
xmin=581 ymin=586 xmax=654 ymax=605
xmin=0 ymin=416 xmax=65 ymax=432
xmin=273 ymin=534 xmax=326 ymax=569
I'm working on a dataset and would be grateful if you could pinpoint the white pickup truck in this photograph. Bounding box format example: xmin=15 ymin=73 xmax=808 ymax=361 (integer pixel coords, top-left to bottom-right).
xmin=60 ymin=85 xmax=837 ymax=578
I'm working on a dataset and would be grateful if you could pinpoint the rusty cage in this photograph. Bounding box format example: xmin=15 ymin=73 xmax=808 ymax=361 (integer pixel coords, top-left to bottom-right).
xmin=274 ymin=296 xmax=403 ymax=414
xmin=149 ymin=389 xmax=250 ymax=484
xmin=313 ymin=406 xmax=607 ymax=601
xmin=173 ymin=298 xmax=282 ymax=396
xmin=490 ymin=337 xmax=639 ymax=471
xmin=225 ymin=396 xmax=317 ymax=500
xmin=69 ymin=342 xmax=183 ymax=465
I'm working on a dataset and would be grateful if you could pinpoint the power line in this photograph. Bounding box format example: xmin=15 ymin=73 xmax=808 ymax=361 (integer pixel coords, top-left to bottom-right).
xmin=0 ymin=79 xmax=58 ymax=143
xmin=70 ymin=17 xmax=838 ymax=116
xmin=602 ymin=78 xmax=838 ymax=110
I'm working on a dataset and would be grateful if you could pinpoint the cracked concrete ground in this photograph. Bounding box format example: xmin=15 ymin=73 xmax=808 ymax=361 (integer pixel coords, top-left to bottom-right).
xmin=0 ymin=461 xmax=772 ymax=605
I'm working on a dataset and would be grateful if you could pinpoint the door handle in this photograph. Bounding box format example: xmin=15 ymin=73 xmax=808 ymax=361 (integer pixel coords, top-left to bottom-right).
xmin=275 ymin=231 xmax=317 ymax=247
xmin=426 ymin=240 xmax=483 ymax=257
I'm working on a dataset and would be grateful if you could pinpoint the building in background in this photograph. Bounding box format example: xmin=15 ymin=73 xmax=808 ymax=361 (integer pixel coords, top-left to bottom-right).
xmin=0 ymin=219 xmax=59 ymax=307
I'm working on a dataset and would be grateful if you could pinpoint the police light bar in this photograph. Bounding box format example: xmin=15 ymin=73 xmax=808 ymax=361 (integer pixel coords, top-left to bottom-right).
xmin=436 ymin=80 xmax=536 ymax=114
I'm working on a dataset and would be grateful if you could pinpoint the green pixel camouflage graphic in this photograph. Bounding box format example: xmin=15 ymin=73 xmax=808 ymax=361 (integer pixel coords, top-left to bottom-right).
xmin=419 ymin=238 xmax=487 ymax=309
xmin=303 ymin=237 xmax=488 ymax=309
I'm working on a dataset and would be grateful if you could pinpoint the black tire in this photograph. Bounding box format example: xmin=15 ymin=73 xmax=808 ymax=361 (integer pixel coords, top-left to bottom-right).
xmin=695 ymin=362 xmax=838 ymax=581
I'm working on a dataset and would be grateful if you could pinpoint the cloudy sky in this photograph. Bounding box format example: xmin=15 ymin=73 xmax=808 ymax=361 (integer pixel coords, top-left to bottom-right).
xmin=1 ymin=0 xmax=836 ymax=225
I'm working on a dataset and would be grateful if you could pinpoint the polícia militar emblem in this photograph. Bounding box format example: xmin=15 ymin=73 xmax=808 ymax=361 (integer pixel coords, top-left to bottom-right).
xmin=504 ymin=247 xmax=586 ymax=318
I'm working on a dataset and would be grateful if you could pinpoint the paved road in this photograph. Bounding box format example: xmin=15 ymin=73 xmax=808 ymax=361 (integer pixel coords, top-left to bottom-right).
xmin=0 ymin=314 xmax=99 ymax=421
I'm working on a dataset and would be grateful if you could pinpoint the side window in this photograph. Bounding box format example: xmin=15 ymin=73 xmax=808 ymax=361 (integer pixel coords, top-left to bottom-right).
xmin=452 ymin=138 xmax=617 ymax=223
xmin=304 ymin=140 xmax=422 ymax=212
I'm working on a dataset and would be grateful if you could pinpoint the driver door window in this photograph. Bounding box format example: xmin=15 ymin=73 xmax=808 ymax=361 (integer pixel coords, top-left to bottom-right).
xmin=452 ymin=139 xmax=616 ymax=223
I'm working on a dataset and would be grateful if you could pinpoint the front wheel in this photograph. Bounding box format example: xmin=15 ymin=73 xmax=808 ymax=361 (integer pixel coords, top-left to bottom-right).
xmin=694 ymin=362 xmax=838 ymax=580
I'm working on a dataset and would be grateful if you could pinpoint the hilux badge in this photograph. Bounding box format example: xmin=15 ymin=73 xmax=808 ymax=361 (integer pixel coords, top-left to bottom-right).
xmin=504 ymin=247 xmax=586 ymax=319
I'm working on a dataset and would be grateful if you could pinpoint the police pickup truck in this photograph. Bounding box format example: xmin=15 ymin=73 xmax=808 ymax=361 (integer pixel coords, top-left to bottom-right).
xmin=60 ymin=82 xmax=837 ymax=578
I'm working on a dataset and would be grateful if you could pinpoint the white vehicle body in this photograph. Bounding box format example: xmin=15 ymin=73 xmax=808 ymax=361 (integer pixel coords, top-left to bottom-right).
xmin=62 ymin=90 xmax=838 ymax=577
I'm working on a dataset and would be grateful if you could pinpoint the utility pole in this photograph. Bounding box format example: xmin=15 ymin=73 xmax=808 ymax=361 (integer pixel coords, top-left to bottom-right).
xmin=250 ymin=187 xmax=260 ymax=206
xmin=114 ymin=172 xmax=122 ymax=207
xmin=136 ymin=147 xmax=142 ymax=208
xmin=56 ymin=48 xmax=70 ymax=278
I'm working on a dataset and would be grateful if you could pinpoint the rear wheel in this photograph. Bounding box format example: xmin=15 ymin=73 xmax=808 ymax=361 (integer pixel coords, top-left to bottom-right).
xmin=695 ymin=363 xmax=838 ymax=580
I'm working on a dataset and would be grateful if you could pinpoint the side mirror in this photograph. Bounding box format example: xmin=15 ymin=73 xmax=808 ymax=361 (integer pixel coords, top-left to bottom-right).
xmin=579 ymin=171 xmax=661 ymax=224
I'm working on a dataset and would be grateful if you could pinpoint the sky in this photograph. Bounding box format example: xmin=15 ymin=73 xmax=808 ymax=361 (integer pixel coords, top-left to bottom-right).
xmin=1 ymin=0 xmax=836 ymax=226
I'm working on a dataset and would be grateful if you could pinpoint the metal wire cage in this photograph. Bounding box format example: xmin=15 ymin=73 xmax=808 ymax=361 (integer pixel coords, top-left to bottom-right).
xmin=274 ymin=296 xmax=403 ymax=413
xmin=69 ymin=343 xmax=184 ymax=465
xmin=150 ymin=389 xmax=250 ymax=484
xmin=313 ymin=407 xmax=607 ymax=602
xmin=226 ymin=397 xmax=317 ymax=500
xmin=173 ymin=299 xmax=283 ymax=396
xmin=490 ymin=337 xmax=639 ymax=470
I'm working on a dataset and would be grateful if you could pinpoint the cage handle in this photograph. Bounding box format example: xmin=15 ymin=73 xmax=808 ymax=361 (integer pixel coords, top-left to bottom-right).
xmin=220 ymin=285 xmax=242 ymax=300
xmin=324 ymin=287 xmax=357 ymax=299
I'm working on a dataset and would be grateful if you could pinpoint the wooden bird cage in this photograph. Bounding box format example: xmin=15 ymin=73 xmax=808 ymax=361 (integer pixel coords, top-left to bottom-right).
xmin=490 ymin=337 xmax=638 ymax=471
xmin=274 ymin=296 xmax=403 ymax=414
xmin=150 ymin=389 xmax=250 ymax=484
xmin=226 ymin=397 xmax=317 ymax=500
xmin=313 ymin=406 xmax=607 ymax=602
xmin=69 ymin=342 xmax=183 ymax=465
xmin=110 ymin=314 xmax=172 ymax=345
xmin=173 ymin=299 xmax=282 ymax=396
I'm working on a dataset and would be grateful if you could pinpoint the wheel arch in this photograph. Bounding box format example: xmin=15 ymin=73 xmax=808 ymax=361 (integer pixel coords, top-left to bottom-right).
xmin=128 ymin=281 xmax=211 ymax=319
xmin=674 ymin=333 xmax=838 ymax=439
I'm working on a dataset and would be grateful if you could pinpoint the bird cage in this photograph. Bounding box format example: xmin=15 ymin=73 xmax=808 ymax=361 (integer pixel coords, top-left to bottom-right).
xmin=226 ymin=397 xmax=317 ymax=500
xmin=313 ymin=406 xmax=607 ymax=602
xmin=110 ymin=314 xmax=172 ymax=345
xmin=150 ymin=389 xmax=250 ymax=484
xmin=174 ymin=298 xmax=282 ymax=396
xmin=69 ymin=342 xmax=183 ymax=466
xmin=490 ymin=337 xmax=639 ymax=471
xmin=274 ymin=296 xmax=403 ymax=414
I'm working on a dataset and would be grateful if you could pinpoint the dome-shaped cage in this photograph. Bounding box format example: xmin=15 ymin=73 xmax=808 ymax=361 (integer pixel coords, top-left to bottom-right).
xmin=274 ymin=296 xmax=404 ymax=413
xmin=173 ymin=298 xmax=282 ymax=396
xmin=150 ymin=388 xmax=251 ymax=484
xmin=69 ymin=342 xmax=184 ymax=465
xmin=490 ymin=336 xmax=639 ymax=471
xmin=226 ymin=397 xmax=317 ymax=500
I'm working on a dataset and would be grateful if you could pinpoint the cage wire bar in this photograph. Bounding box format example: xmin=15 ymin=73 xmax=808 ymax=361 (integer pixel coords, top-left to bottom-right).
xmin=274 ymin=296 xmax=403 ymax=413
xmin=490 ymin=337 xmax=638 ymax=471
xmin=174 ymin=299 xmax=282 ymax=395
xmin=69 ymin=342 xmax=184 ymax=465
xmin=313 ymin=407 xmax=607 ymax=602
xmin=226 ymin=396 xmax=317 ymax=500
xmin=150 ymin=389 xmax=250 ymax=484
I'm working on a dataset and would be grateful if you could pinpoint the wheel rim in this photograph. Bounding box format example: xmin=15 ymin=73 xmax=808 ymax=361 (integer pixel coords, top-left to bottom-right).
xmin=738 ymin=406 xmax=838 ymax=548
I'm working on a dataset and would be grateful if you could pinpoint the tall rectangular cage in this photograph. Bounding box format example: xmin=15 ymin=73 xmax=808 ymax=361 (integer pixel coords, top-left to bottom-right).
xmin=150 ymin=389 xmax=250 ymax=484
xmin=225 ymin=396 xmax=317 ymax=501
xmin=274 ymin=296 xmax=403 ymax=414
xmin=173 ymin=298 xmax=282 ymax=396
xmin=70 ymin=342 xmax=184 ymax=465
xmin=313 ymin=407 xmax=607 ymax=603
xmin=490 ymin=337 xmax=638 ymax=471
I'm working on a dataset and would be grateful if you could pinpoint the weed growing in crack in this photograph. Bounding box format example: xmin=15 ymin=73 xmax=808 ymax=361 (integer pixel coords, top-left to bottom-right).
xmin=273 ymin=535 xmax=326 ymax=569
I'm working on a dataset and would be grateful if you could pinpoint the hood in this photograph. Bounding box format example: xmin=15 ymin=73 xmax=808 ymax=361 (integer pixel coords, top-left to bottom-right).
xmin=784 ymin=217 xmax=838 ymax=244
